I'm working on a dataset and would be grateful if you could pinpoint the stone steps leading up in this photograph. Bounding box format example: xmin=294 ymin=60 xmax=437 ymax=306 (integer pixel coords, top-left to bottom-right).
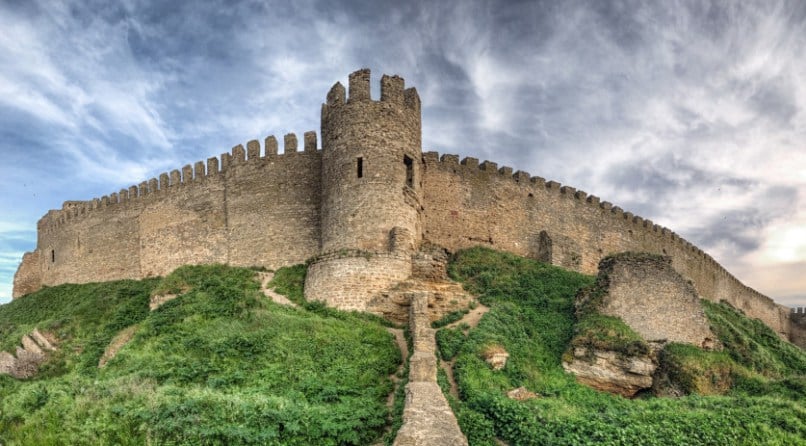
xmin=394 ymin=293 xmax=468 ymax=446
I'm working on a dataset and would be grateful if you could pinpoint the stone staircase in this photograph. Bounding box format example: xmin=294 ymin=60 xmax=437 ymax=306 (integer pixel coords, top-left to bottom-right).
xmin=393 ymin=293 xmax=468 ymax=446
xmin=369 ymin=246 xmax=475 ymax=325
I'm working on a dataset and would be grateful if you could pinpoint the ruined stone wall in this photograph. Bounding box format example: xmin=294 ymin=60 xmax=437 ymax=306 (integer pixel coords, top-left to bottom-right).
xmin=11 ymin=252 xmax=40 ymax=298
xmin=595 ymin=254 xmax=715 ymax=347
xmin=14 ymin=134 xmax=321 ymax=296
xmin=421 ymin=152 xmax=792 ymax=338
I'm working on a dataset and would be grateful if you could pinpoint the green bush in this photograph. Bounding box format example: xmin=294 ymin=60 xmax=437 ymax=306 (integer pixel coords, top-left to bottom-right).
xmin=437 ymin=327 xmax=467 ymax=360
xmin=432 ymin=308 xmax=470 ymax=328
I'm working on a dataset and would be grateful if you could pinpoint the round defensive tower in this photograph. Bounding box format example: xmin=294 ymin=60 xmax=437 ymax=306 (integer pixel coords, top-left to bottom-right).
xmin=304 ymin=69 xmax=423 ymax=311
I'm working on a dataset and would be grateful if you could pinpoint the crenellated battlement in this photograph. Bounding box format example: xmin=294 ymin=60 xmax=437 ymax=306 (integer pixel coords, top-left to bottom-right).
xmin=422 ymin=150 xmax=777 ymax=309
xmin=323 ymin=68 xmax=420 ymax=113
xmin=39 ymin=131 xmax=321 ymax=232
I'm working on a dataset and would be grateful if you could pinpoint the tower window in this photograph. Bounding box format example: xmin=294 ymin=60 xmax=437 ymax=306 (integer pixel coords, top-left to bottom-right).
xmin=357 ymin=157 xmax=364 ymax=178
xmin=51 ymin=249 xmax=55 ymax=263
xmin=404 ymin=155 xmax=413 ymax=188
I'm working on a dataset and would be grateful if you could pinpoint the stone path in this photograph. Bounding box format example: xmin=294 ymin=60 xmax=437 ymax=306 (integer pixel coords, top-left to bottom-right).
xmin=394 ymin=292 xmax=468 ymax=446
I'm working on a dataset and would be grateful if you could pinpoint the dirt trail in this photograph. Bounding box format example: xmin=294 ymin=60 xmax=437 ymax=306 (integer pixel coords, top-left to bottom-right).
xmin=257 ymin=272 xmax=297 ymax=306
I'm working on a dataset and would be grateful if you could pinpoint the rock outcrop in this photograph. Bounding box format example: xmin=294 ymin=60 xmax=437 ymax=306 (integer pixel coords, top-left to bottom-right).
xmin=0 ymin=329 xmax=57 ymax=379
xmin=562 ymin=346 xmax=658 ymax=398
xmin=482 ymin=345 xmax=509 ymax=371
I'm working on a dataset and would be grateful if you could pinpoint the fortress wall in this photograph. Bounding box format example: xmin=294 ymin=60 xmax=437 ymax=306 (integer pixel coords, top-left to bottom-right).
xmin=225 ymin=136 xmax=322 ymax=269
xmin=791 ymin=309 xmax=806 ymax=348
xmin=136 ymin=165 xmax=228 ymax=278
xmin=18 ymin=134 xmax=323 ymax=295
xmin=421 ymin=152 xmax=791 ymax=337
xmin=12 ymin=252 xmax=40 ymax=297
xmin=36 ymin=197 xmax=143 ymax=288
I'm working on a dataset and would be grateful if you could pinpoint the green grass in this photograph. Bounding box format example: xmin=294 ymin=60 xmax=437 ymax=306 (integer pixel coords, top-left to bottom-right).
xmin=432 ymin=308 xmax=470 ymax=328
xmin=652 ymin=300 xmax=806 ymax=398
xmin=0 ymin=264 xmax=401 ymax=445
xmin=569 ymin=313 xmax=649 ymax=358
xmin=442 ymin=247 xmax=806 ymax=446
xmin=0 ymin=278 xmax=159 ymax=375
xmin=702 ymin=299 xmax=806 ymax=377
xmin=3 ymin=249 xmax=805 ymax=445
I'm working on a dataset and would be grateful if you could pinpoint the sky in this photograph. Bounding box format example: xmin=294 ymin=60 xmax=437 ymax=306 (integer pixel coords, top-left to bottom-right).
xmin=0 ymin=0 xmax=805 ymax=307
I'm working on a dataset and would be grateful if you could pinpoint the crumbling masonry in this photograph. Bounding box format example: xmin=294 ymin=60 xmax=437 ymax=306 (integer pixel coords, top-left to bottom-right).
xmin=12 ymin=69 xmax=805 ymax=347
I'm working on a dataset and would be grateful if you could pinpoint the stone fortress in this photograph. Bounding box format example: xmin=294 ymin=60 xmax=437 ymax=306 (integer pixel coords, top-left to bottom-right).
xmin=11 ymin=69 xmax=806 ymax=347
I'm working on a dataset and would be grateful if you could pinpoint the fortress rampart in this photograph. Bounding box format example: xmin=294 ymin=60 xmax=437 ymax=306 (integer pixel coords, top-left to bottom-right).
xmin=12 ymin=69 xmax=800 ymax=347
xmin=420 ymin=153 xmax=791 ymax=336
xmin=15 ymin=135 xmax=323 ymax=295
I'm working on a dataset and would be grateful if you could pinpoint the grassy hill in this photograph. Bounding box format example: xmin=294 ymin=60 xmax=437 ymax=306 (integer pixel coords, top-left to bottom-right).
xmin=1 ymin=248 xmax=804 ymax=445
xmin=0 ymin=265 xmax=401 ymax=445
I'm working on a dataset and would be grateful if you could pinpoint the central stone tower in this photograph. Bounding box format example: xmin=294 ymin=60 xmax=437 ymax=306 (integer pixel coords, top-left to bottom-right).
xmin=305 ymin=69 xmax=424 ymax=310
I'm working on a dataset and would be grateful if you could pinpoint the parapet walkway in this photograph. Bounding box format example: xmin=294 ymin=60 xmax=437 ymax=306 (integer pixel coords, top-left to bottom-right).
xmin=393 ymin=293 xmax=468 ymax=446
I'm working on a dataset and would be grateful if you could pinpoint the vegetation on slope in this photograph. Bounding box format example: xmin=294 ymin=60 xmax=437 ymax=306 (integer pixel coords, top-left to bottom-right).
xmin=0 ymin=278 xmax=160 ymax=376
xmin=442 ymin=247 xmax=806 ymax=446
xmin=2 ymin=249 xmax=804 ymax=445
xmin=656 ymin=299 xmax=806 ymax=398
xmin=0 ymin=264 xmax=400 ymax=445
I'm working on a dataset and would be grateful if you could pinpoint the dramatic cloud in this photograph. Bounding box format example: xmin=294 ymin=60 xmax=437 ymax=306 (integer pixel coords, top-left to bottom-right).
xmin=1 ymin=0 xmax=805 ymax=307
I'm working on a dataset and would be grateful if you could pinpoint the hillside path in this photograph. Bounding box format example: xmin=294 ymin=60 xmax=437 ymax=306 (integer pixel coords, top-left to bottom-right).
xmin=257 ymin=272 xmax=296 ymax=306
